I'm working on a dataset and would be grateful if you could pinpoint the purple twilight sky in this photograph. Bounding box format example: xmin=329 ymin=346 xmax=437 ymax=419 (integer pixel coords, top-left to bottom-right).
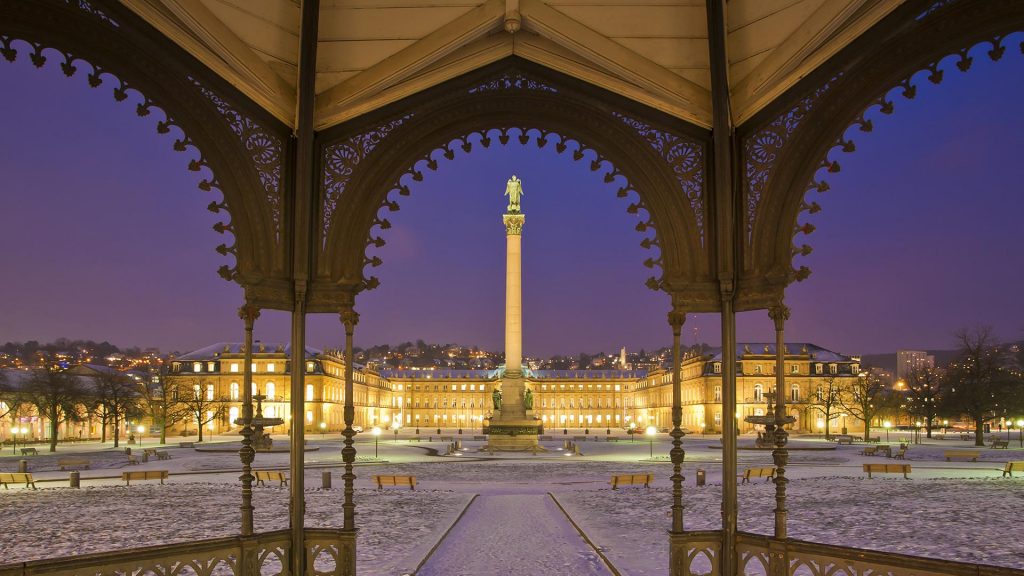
xmin=1 ymin=45 xmax=1023 ymax=358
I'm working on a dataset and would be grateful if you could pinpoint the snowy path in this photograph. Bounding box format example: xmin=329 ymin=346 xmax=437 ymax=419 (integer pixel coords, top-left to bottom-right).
xmin=416 ymin=493 xmax=614 ymax=576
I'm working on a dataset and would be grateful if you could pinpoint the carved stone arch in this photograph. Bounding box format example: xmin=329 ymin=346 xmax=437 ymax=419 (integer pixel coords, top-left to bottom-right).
xmin=0 ymin=0 xmax=290 ymax=294
xmin=312 ymin=59 xmax=714 ymax=313
xmin=743 ymin=0 xmax=1024 ymax=305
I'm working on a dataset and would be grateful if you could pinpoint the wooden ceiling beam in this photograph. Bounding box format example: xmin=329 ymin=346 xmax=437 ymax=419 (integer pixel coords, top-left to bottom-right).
xmin=519 ymin=0 xmax=711 ymax=125
xmin=121 ymin=0 xmax=296 ymax=126
xmin=732 ymin=0 xmax=904 ymax=126
xmin=315 ymin=0 xmax=506 ymax=128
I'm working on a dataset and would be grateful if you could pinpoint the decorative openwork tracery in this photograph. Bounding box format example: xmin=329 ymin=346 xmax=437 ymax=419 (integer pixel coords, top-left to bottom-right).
xmin=194 ymin=81 xmax=284 ymax=241
xmin=613 ymin=112 xmax=705 ymax=244
xmin=743 ymin=77 xmax=839 ymax=244
xmin=65 ymin=0 xmax=119 ymax=28
xmin=0 ymin=34 xmax=241 ymax=282
xmin=321 ymin=114 xmax=413 ymax=243
xmin=468 ymin=70 xmax=558 ymax=94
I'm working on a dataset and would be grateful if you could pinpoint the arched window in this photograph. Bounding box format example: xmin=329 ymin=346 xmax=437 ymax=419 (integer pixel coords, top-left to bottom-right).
xmin=228 ymin=406 xmax=239 ymax=426
xmin=305 ymin=384 xmax=314 ymax=401
xmin=230 ymin=382 xmax=239 ymax=401
xmin=713 ymin=386 xmax=721 ymax=402
xmin=791 ymin=384 xmax=800 ymax=402
xmin=753 ymin=384 xmax=764 ymax=402
xmin=266 ymin=382 xmax=275 ymax=400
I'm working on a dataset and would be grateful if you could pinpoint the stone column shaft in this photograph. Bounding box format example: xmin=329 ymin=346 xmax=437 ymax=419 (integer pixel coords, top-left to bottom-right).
xmin=503 ymin=214 xmax=524 ymax=376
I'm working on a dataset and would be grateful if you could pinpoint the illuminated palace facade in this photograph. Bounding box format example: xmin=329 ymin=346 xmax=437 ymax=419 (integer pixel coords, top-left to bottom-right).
xmin=166 ymin=342 xmax=862 ymax=435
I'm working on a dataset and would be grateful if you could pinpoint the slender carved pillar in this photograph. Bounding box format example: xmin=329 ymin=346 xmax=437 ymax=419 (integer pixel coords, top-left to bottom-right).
xmin=720 ymin=292 xmax=738 ymax=575
xmin=238 ymin=304 xmax=260 ymax=536
xmin=668 ymin=309 xmax=687 ymax=534
xmin=340 ymin=308 xmax=359 ymax=531
xmin=289 ymin=291 xmax=307 ymax=572
xmin=769 ymin=303 xmax=791 ymax=540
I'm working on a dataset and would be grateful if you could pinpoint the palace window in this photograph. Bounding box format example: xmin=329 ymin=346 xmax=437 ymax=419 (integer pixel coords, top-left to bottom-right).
xmin=791 ymin=364 xmax=799 ymax=374
xmin=230 ymin=363 xmax=239 ymax=373
xmin=713 ymin=362 xmax=721 ymax=374
xmin=754 ymin=364 xmax=762 ymax=374
xmin=815 ymin=385 xmax=823 ymax=402
xmin=753 ymin=384 xmax=764 ymax=402
xmin=208 ymin=362 xmax=216 ymax=372
xmin=206 ymin=384 xmax=214 ymax=401
xmin=815 ymin=363 xmax=823 ymax=374
xmin=229 ymin=406 xmax=239 ymax=426
xmin=267 ymin=363 xmax=275 ymax=373
xmin=230 ymin=382 xmax=239 ymax=401
xmin=829 ymin=364 xmax=838 ymax=374
xmin=266 ymin=382 xmax=275 ymax=400
xmin=713 ymin=386 xmax=722 ymax=402
xmin=193 ymin=362 xmax=202 ymax=373
xmin=791 ymin=384 xmax=800 ymax=402
xmin=306 ymin=384 xmax=314 ymax=401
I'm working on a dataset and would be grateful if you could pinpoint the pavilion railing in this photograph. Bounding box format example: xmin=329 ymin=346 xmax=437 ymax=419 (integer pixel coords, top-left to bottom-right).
xmin=0 ymin=529 xmax=356 ymax=576
xmin=673 ymin=530 xmax=1024 ymax=576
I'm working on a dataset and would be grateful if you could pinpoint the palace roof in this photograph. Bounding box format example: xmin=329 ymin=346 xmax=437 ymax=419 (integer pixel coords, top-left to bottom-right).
xmin=175 ymin=342 xmax=323 ymax=361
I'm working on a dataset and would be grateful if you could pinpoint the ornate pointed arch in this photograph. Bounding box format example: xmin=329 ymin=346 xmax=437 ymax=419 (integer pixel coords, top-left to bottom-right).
xmin=0 ymin=0 xmax=290 ymax=295
xmin=309 ymin=59 xmax=715 ymax=313
xmin=742 ymin=0 xmax=1024 ymax=309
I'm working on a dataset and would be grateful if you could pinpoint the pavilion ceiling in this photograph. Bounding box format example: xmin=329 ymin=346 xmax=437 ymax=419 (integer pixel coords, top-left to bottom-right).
xmin=121 ymin=0 xmax=905 ymax=130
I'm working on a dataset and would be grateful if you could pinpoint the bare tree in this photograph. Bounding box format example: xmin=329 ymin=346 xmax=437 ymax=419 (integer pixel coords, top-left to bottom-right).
xmin=809 ymin=375 xmax=844 ymax=440
xmin=944 ymin=327 xmax=1019 ymax=447
xmin=902 ymin=366 xmax=946 ymax=438
xmin=840 ymin=369 xmax=887 ymax=442
xmin=176 ymin=378 xmax=227 ymax=442
xmin=94 ymin=371 xmax=142 ymax=448
xmin=23 ymin=370 xmax=85 ymax=452
xmin=0 ymin=371 xmax=20 ymax=420
xmin=141 ymin=370 xmax=187 ymax=444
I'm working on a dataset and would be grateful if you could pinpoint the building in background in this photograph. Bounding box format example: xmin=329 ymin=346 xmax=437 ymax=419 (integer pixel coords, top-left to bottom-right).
xmin=896 ymin=350 xmax=936 ymax=383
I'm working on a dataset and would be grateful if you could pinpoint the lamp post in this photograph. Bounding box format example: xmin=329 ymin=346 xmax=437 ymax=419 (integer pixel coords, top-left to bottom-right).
xmin=319 ymin=422 xmax=326 ymax=438
xmin=628 ymin=422 xmax=636 ymax=443
xmin=12 ymin=426 xmax=26 ymax=455
xmin=372 ymin=426 xmax=381 ymax=458
xmin=883 ymin=421 xmax=891 ymax=443
xmin=137 ymin=425 xmax=145 ymax=448
xmin=392 ymin=420 xmax=401 ymax=443
xmin=646 ymin=425 xmax=657 ymax=459
xmin=1017 ymin=419 xmax=1024 ymax=448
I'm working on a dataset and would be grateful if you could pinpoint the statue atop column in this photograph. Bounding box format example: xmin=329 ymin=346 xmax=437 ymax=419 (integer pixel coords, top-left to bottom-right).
xmin=505 ymin=175 xmax=524 ymax=213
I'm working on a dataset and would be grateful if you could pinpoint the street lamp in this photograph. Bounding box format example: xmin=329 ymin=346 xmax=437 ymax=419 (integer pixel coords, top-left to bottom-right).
xmin=372 ymin=426 xmax=381 ymax=458
xmin=392 ymin=420 xmax=401 ymax=443
xmin=11 ymin=426 xmax=27 ymax=455
xmin=646 ymin=425 xmax=657 ymax=459
xmin=1017 ymin=419 xmax=1024 ymax=448
xmin=137 ymin=425 xmax=146 ymax=448
xmin=319 ymin=422 xmax=326 ymax=438
xmin=628 ymin=422 xmax=636 ymax=443
xmin=883 ymin=421 xmax=892 ymax=443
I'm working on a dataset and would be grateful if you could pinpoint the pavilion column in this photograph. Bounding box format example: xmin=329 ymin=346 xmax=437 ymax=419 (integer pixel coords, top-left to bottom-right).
xmin=238 ymin=304 xmax=260 ymax=536
xmin=339 ymin=308 xmax=360 ymax=530
xmin=720 ymin=294 xmax=738 ymax=574
xmin=769 ymin=303 xmax=791 ymax=540
xmin=668 ymin=308 xmax=688 ymax=574
xmin=289 ymin=292 xmax=307 ymax=572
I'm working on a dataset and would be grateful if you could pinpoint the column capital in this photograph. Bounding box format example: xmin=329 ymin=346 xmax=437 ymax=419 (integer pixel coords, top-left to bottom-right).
xmin=667 ymin=309 xmax=687 ymax=333
xmin=339 ymin=308 xmax=360 ymax=333
xmin=769 ymin=302 xmax=790 ymax=330
xmin=238 ymin=304 xmax=261 ymax=327
xmin=502 ymin=213 xmax=525 ymax=235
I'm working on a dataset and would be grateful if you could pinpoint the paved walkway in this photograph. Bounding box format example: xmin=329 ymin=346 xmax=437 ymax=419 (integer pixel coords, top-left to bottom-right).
xmin=417 ymin=493 xmax=613 ymax=576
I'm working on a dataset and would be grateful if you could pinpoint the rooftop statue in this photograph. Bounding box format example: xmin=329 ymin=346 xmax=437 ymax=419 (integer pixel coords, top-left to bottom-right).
xmin=505 ymin=175 xmax=523 ymax=213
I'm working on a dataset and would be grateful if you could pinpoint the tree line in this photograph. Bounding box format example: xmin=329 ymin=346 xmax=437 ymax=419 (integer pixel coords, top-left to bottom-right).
xmin=812 ymin=327 xmax=1024 ymax=446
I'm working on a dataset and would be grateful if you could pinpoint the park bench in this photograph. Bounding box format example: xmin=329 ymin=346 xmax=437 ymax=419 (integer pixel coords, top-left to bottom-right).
xmin=473 ymin=435 xmax=486 ymax=441
xmin=740 ymin=467 xmax=776 ymax=484
xmin=122 ymin=470 xmax=168 ymax=485
xmin=944 ymin=450 xmax=980 ymax=462
xmin=960 ymin=433 xmax=972 ymax=441
xmin=439 ymin=436 xmax=454 ymax=442
xmin=891 ymin=447 xmax=907 ymax=460
xmin=991 ymin=439 xmax=1009 ymax=449
xmin=0 ymin=472 xmax=37 ymax=489
xmin=573 ymin=435 xmax=588 ymax=441
xmin=155 ymin=450 xmax=171 ymax=460
xmin=143 ymin=448 xmax=158 ymax=456
xmin=866 ymin=436 xmax=881 ymax=443
xmin=58 ymin=457 xmax=91 ymax=471
xmin=126 ymin=454 xmax=139 ymax=465
xmin=860 ymin=446 xmax=877 ymax=456
xmin=606 ymin=436 xmax=621 ymax=442
xmin=836 ymin=436 xmax=854 ymax=445
xmin=863 ymin=463 xmax=911 ymax=479
xmin=20 ymin=447 xmax=38 ymax=456
xmin=179 ymin=442 xmax=195 ymax=448
xmin=1002 ymin=462 xmax=1024 ymax=478
xmin=373 ymin=475 xmax=416 ymax=490
xmin=610 ymin=473 xmax=653 ymax=490
xmin=255 ymin=470 xmax=288 ymax=487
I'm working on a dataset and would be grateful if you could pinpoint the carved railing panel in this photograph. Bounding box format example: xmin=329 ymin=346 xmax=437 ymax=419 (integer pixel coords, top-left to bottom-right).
xmin=674 ymin=531 xmax=1024 ymax=576
xmin=0 ymin=529 xmax=357 ymax=576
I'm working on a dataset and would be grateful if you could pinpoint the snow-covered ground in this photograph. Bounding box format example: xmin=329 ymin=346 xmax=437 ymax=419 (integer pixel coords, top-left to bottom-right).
xmin=1 ymin=434 xmax=1021 ymax=575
